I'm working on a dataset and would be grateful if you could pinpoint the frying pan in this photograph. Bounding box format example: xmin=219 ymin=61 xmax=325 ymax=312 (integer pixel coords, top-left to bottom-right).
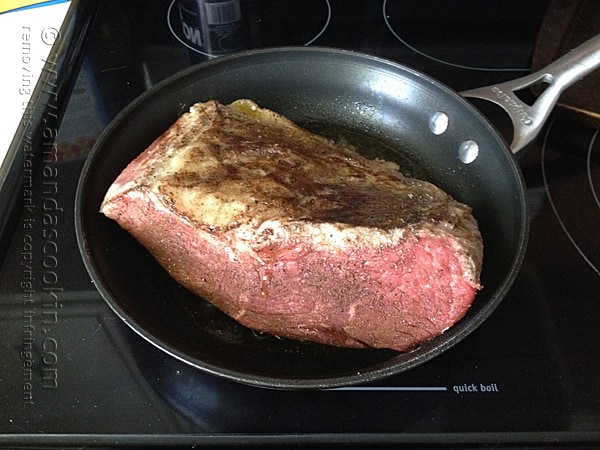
xmin=76 ymin=37 xmax=600 ymax=389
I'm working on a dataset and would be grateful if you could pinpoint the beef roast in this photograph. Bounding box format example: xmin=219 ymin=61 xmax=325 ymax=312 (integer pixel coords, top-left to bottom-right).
xmin=100 ymin=99 xmax=483 ymax=352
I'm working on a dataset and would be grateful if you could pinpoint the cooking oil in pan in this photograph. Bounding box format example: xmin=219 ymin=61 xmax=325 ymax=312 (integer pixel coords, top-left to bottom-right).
xmin=300 ymin=120 xmax=432 ymax=181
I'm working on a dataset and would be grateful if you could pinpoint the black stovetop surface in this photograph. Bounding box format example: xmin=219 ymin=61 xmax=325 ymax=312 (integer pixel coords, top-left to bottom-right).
xmin=1 ymin=0 xmax=599 ymax=447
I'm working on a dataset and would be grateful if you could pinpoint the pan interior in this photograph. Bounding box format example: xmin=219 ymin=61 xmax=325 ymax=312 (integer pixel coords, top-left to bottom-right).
xmin=76 ymin=48 xmax=527 ymax=389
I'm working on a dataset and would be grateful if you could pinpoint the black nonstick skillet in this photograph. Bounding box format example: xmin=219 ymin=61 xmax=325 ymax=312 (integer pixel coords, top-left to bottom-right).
xmin=76 ymin=36 xmax=600 ymax=389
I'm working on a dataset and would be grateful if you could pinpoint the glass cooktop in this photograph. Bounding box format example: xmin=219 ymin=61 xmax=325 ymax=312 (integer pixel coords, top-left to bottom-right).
xmin=1 ymin=0 xmax=599 ymax=447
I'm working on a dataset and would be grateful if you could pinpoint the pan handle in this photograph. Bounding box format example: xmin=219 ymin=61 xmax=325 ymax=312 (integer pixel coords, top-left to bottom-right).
xmin=461 ymin=34 xmax=600 ymax=154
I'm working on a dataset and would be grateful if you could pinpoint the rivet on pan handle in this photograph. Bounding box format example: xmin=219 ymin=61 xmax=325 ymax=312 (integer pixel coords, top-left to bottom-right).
xmin=461 ymin=34 xmax=600 ymax=154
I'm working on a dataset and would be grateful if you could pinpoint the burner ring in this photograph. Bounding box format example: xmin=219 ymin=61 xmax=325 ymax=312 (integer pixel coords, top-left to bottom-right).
xmin=541 ymin=121 xmax=600 ymax=277
xmin=382 ymin=0 xmax=528 ymax=72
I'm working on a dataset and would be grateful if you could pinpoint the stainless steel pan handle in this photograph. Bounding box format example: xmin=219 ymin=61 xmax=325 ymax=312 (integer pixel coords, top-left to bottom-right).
xmin=461 ymin=34 xmax=600 ymax=153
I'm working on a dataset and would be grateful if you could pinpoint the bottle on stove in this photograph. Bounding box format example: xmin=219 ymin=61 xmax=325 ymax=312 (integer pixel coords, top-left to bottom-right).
xmin=176 ymin=0 xmax=250 ymax=59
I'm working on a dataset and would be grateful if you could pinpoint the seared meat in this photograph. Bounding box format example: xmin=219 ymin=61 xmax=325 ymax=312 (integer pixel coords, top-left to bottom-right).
xmin=100 ymin=99 xmax=483 ymax=351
